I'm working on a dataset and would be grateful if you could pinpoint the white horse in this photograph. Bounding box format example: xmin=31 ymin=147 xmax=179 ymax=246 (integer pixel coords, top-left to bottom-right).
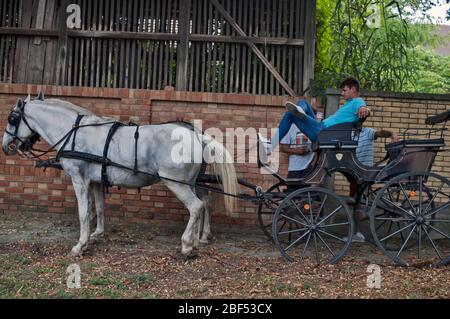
xmin=2 ymin=95 xmax=238 ymax=257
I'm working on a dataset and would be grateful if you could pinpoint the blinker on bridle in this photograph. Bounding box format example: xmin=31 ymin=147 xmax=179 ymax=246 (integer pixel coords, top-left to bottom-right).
xmin=5 ymin=101 xmax=40 ymax=151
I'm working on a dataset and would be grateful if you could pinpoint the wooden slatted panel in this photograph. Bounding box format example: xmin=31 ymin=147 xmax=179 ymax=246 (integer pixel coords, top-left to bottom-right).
xmin=1 ymin=0 xmax=311 ymax=96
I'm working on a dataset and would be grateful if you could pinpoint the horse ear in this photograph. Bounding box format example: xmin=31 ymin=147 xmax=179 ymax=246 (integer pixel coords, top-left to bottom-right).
xmin=25 ymin=94 xmax=31 ymax=103
xmin=37 ymin=92 xmax=44 ymax=101
xmin=17 ymin=98 xmax=23 ymax=108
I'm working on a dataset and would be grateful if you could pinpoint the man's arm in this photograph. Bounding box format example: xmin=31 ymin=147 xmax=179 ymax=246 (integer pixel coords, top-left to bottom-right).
xmin=280 ymin=144 xmax=310 ymax=155
xmin=357 ymin=106 xmax=371 ymax=119
xmin=374 ymin=129 xmax=398 ymax=142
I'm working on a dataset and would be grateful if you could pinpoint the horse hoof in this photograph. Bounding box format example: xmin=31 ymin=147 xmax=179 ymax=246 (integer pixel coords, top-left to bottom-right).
xmin=67 ymin=250 xmax=82 ymax=258
xmin=199 ymin=239 xmax=209 ymax=245
xmin=182 ymin=251 xmax=199 ymax=260
xmin=89 ymin=235 xmax=103 ymax=243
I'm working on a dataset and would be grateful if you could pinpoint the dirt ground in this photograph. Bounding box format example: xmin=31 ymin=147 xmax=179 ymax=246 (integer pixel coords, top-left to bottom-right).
xmin=0 ymin=213 xmax=449 ymax=299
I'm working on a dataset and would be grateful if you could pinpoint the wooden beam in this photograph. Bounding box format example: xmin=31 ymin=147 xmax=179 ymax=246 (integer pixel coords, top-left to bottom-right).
xmin=303 ymin=0 xmax=316 ymax=94
xmin=55 ymin=0 xmax=69 ymax=85
xmin=176 ymin=0 xmax=191 ymax=91
xmin=0 ymin=28 xmax=305 ymax=46
xmin=209 ymin=0 xmax=297 ymax=97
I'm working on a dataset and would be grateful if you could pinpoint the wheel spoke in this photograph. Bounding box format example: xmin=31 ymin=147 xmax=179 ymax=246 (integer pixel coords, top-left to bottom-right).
xmin=313 ymin=233 xmax=319 ymax=264
xmin=418 ymin=225 xmax=422 ymax=259
xmin=317 ymin=229 xmax=347 ymax=243
xmin=300 ymin=232 xmax=312 ymax=261
xmin=319 ymin=221 xmax=350 ymax=229
xmin=419 ymin=176 xmax=423 ymax=214
xmin=317 ymin=205 xmax=344 ymax=227
xmin=315 ymin=194 xmax=327 ymax=223
xmin=278 ymin=227 xmax=308 ymax=236
xmin=396 ymin=224 xmax=417 ymax=258
xmin=398 ymin=182 xmax=416 ymax=212
xmin=307 ymin=192 xmax=314 ymax=223
xmin=278 ymin=219 xmax=288 ymax=233
xmin=279 ymin=213 xmax=309 ymax=228
xmin=379 ymin=222 xmax=413 ymax=243
xmin=430 ymin=219 xmax=450 ymax=223
xmin=291 ymin=200 xmax=311 ymax=224
xmin=423 ymin=181 xmax=444 ymax=214
xmin=375 ymin=218 xmax=388 ymax=232
xmin=423 ymin=226 xmax=443 ymax=260
xmin=375 ymin=217 xmax=414 ymax=222
xmin=380 ymin=197 xmax=414 ymax=217
xmin=425 ymin=202 xmax=450 ymax=218
xmin=427 ymin=224 xmax=450 ymax=240
xmin=283 ymin=230 xmax=311 ymax=252
xmin=316 ymin=232 xmax=335 ymax=257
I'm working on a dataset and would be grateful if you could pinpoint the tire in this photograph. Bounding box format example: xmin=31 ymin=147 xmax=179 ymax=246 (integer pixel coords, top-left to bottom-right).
xmin=370 ymin=171 xmax=450 ymax=266
xmin=272 ymin=187 xmax=354 ymax=264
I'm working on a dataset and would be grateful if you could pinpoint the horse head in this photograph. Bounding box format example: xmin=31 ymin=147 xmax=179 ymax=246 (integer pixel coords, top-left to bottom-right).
xmin=2 ymin=95 xmax=41 ymax=155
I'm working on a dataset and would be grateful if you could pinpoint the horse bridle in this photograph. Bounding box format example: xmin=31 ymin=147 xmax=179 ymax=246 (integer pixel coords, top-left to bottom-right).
xmin=5 ymin=101 xmax=41 ymax=152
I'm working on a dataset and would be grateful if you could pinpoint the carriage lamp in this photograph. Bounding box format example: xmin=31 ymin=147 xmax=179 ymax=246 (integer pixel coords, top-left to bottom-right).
xmin=303 ymin=204 xmax=311 ymax=210
xmin=408 ymin=191 xmax=416 ymax=198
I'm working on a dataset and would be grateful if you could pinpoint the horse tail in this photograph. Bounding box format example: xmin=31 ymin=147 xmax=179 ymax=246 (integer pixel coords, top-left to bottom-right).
xmin=202 ymin=135 xmax=239 ymax=215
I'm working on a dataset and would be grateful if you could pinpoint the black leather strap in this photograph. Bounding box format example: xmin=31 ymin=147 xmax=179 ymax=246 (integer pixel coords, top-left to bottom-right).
xmin=134 ymin=126 xmax=139 ymax=174
xmin=71 ymin=115 xmax=84 ymax=151
xmin=101 ymin=122 xmax=124 ymax=191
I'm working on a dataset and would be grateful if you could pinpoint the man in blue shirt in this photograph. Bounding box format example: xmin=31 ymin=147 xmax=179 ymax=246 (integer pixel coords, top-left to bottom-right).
xmin=261 ymin=77 xmax=371 ymax=153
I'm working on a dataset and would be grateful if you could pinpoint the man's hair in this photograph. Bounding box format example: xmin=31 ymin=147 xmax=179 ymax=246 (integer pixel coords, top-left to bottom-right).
xmin=339 ymin=77 xmax=360 ymax=92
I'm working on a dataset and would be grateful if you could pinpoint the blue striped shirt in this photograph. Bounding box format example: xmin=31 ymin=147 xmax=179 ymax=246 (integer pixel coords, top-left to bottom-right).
xmin=356 ymin=128 xmax=375 ymax=166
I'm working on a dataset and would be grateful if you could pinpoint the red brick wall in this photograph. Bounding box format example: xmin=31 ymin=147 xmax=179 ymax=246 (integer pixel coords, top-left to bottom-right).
xmin=0 ymin=84 xmax=297 ymax=227
xmin=1 ymin=84 xmax=449 ymax=227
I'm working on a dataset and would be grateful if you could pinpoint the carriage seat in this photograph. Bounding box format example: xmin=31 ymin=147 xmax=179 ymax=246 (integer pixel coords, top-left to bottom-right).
xmin=316 ymin=122 xmax=361 ymax=150
xmin=385 ymin=138 xmax=445 ymax=160
xmin=386 ymin=138 xmax=445 ymax=149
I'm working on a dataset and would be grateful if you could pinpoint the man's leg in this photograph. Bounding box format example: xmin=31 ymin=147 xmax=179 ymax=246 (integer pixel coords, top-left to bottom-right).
xmin=297 ymin=100 xmax=317 ymax=119
xmin=270 ymin=112 xmax=322 ymax=150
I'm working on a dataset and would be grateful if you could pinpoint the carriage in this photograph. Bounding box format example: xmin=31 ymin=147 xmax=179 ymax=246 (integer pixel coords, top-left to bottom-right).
xmin=3 ymin=95 xmax=450 ymax=266
xmin=250 ymin=110 xmax=450 ymax=266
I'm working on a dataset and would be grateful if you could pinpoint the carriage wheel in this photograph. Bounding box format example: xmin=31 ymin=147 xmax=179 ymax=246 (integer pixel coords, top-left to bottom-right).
xmin=370 ymin=172 xmax=450 ymax=266
xmin=272 ymin=187 xmax=354 ymax=264
xmin=257 ymin=182 xmax=286 ymax=239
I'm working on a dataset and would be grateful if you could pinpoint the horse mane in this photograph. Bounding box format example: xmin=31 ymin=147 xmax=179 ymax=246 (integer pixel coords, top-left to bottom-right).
xmin=33 ymin=98 xmax=120 ymax=122
xmin=35 ymin=99 xmax=94 ymax=115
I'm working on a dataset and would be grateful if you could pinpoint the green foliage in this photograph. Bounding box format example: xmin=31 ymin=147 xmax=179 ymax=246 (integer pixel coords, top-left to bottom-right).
xmin=406 ymin=48 xmax=450 ymax=93
xmin=314 ymin=0 xmax=449 ymax=95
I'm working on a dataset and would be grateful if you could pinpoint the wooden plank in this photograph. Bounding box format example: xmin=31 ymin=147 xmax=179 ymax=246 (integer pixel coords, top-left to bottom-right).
xmin=239 ymin=0 xmax=245 ymax=93
xmin=303 ymin=0 xmax=316 ymax=95
xmin=189 ymin=0 xmax=198 ymax=91
xmin=91 ymin=0 xmax=98 ymax=87
xmin=33 ymin=0 xmax=46 ymax=45
xmin=55 ymin=0 xmax=70 ymax=85
xmin=176 ymin=0 xmax=192 ymax=91
xmin=211 ymin=0 xmax=219 ymax=92
xmin=168 ymin=0 xmax=176 ymax=87
xmin=13 ymin=0 xmax=32 ymax=83
xmin=252 ymin=0 xmax=258 ymax=94
xmin=246 ymin=0 xmax=253 ymax=93
xmin=151 ymin=0 xmax=159 ymax=88
xmin=42 ymin=0 xmax=57 ymax=84
xmin=162 ymin=0 xmax=169 ymax=87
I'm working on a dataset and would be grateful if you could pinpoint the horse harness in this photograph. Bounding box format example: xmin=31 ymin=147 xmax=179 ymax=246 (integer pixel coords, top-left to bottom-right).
xmin=55 ymin=115 xmax=141 ymax=193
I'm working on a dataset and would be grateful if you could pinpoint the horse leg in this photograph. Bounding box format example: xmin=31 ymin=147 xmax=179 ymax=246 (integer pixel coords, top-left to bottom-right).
xmin=165 ymin=181 xmax=204 ymax=256
xmin=90 ymin=183 xmax=105 ymax=241
xmin=68 ymin=178 xmax=91 ymax=257
xmin=197 ymin=189 xmax=211 ymax=245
